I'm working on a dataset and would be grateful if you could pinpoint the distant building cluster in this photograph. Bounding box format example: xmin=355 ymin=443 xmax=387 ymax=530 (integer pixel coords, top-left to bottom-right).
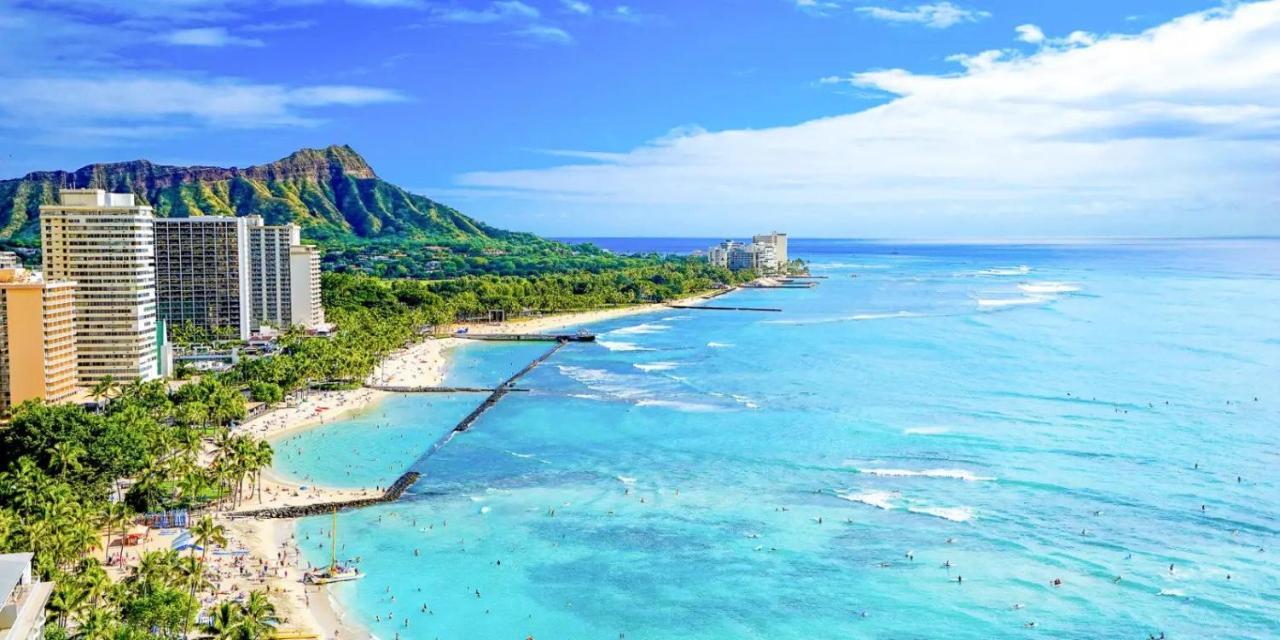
xmin=0 ymin=189 xmax=329 ymax=412
xmin=707 ymin=231 xmax=788 ymax=273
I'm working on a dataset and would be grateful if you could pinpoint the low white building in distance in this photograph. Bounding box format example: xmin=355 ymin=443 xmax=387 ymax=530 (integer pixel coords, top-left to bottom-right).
xmin=707 ymin=231 xmax=787 ymax=274
xmin=0 ymin=553 xmax=53 ymax=640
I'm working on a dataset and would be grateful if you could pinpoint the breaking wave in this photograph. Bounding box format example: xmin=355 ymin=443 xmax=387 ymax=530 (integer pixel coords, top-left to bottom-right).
xmin=907 ymin=505 xmax=974 ymax=522
xmin=611 ymin=322 xmax=672 ymax=336
xmin=1018 ymin=282 xmax=1082 ymax=294
xmin=837 ymin=490 xmax=897 ymax=510
xmin=707 ymin=342 xmax=734 ymax=348
xmin=597 ymin=340 xmax=654 ymax=352
xmin=976 ymin=296 xmax=1047 ymax=309
xmin=853 ymin=467 xmax=995 ymax=482
xmin=634 ymin=361 xmax=680 ymax=372
xmin=980 ymin=265 xmax=1031 ymax=276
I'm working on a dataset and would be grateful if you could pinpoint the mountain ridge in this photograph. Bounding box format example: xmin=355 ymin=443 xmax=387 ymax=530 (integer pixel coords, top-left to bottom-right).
xmin=0 ymin=145 xmax=528 ymax=244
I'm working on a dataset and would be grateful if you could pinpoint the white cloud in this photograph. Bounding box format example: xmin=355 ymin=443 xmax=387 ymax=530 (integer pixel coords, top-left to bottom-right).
xmin=456 ymin=1 xmax=1280 ymax=237
xmin=1014 ymin=23 xmax=1044 ymax=43
xmin=514 ymin=24 xmax=574 ymax=44
xmin=561 ymin=0 xmax=592 ymax=15
xmin=160 ymin=27 xmax=264 ymax=47
xmin=434 ymin=1 xmax=539 ymax=23
xmin=0 ymin=76 xmax=406 ymax=133
xmin=856 ymin=2 xmax=990 ymax=29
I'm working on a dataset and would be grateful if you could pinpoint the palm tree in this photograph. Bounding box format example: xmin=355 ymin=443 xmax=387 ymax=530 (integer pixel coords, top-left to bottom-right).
xmin=47 ymin=580 xmax=89 ymax=628
xmin=203 ymin=602 xmax=242 ymax=640
xmin=236 ymin=591 xmax=280 ymax=639
xmin=73 ymin=607 xmax=118 ymax=640
xmin=252 ymin=440 xmax=273 ymax=504
xmin=101 ymin=502 xmax=132 ymax=564
xmin=183 ymin=516 xmax=227 ymax=640
xmin=47 ymin=441 xmax=86 ymax=475
xmin=90 ymin=375 xmax=118 ymax=405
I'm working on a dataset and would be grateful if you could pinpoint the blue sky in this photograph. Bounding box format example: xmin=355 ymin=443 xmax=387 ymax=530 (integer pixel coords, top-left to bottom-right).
xmin=1 ymin=0 xmax=1276 ymax=237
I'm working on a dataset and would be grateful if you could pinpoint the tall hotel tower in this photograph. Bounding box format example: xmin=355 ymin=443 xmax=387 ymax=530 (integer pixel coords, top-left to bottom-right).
xmin=40 ymin=189 xmax=159 ymax=382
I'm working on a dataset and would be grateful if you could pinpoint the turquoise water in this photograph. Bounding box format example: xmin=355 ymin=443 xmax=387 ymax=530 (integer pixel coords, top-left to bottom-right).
xmin=278 ymin=240 xmax=1280 ymax=639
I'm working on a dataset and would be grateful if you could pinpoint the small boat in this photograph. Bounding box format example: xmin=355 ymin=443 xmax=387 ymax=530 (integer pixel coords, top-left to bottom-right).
xmin=303 ymin=510 xmax=363 ymax=585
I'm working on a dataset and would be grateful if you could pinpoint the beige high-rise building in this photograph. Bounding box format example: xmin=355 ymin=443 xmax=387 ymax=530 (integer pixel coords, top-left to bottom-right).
xmin=752 ymin=231 xmax=788 ymax=269
xmin=289 ymin=244 xmax=325 ymax=328
xmin=40 ymin=189 xmax=158 ymax=383
xmin=0 ymin=268 xmax=78 ymax=412
xmin=0 ymin=251 xmax=19 ymax=269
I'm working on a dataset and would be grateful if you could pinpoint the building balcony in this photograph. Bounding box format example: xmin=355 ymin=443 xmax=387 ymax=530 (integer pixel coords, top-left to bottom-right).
xmin=0 ymin=580 xmax=53 ymax=640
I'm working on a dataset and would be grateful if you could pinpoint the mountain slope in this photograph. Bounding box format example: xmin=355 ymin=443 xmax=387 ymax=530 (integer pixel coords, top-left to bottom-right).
xmin=0 ymin=145 xmax=528 ymax=244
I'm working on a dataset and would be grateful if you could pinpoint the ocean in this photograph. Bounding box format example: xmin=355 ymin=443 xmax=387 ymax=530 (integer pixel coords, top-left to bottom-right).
xmin=275 ymin=239 xmax=1280 ymax=639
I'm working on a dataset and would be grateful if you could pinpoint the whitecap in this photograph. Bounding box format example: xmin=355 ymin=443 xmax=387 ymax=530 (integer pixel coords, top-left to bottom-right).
xmin=903 ymin=427 xmax=949 ymax=436
xmin=837 ymin=490 xmax=897 ymax=510
xmin=707 ymin=341 xmax=734 ymax=348
xmin=597 ymin=340 xmax=653 ymax=352
xmin=508 ymin=451 xmax=534 ymax=459
xmin=855 ymin=468 xmax=995 ymax=482
xmin=1018 ymin=281 xmax=1081 ymax=294
xmin=1157 ymin=589 xmax=1188 ymax=598
xmin=634 ymin=361 xmax=680 ymax=372
xmin=635 ymin=399 xmax=723 ymax=412
xmin=907 ymin=505 xmax=974 ymax=522
xmin=976 ymin=296 xmax=1046 ymax=308
xmin=980 ymin=265 xmax=1031 ymax=276
xmin=480 ymin=506 xmax=491 ymax=514
xmin=730 ymin=394 xmax=759 ymax=409
xmin=611 ymin=322 xmax=672 ymax=336
xmin=762 ymin=311 xmax=922 ymax=326
xmin=616 ymin=475 xmax=637 ymax=485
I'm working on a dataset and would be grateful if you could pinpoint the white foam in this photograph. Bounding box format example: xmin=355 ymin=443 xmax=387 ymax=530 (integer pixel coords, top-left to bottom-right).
xmin=908 ymin=505 xmax=974 ymax=522
xmin=855 ymin=468 xmax=995 ymax=482
xmin=597 ymin=340 xmax=653 ymax=352
xmin=635 ymin=399 xmax=723 ymax=412
xmin=616 ymin=475 xmax=637 ymax=485
xmin=634 ymin=361 xmax=680 ymax=372
xmin=977 ymin=296 xmax=1046 ymax=308
xmin=1018 ymin=282 xmax=1081 ymax=294
xmin=730 ymin=394 xmax=759 ymax=409
xmin=980 ymin=265 xmax=1031 ymax=276
xmin=611 ymin=322 xmax=672 ymax=336
xmin=762 ymin=311 xmax=922 ymax=326
xmin=1157 ymin=589 xmax=1188 ymax=598
xmin=838 ymin=490 xmax=897 ymax=510
xmin=707 ymin=341 xmax=734 ymax=348
xmin=480 ymin=505 xmax=491 ymax=514
xmin=903 ymin=427 xmax=949 ymax=436
xmin=508 ymin=451 xmax=534 ymax=459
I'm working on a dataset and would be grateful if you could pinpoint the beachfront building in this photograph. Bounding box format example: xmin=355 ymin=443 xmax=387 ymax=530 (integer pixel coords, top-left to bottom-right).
xmin=289 ymin=244 xmax=325 ymax=328
xmin=154 ymin=217 xmax=253 ymax=340
xmin=40 ymin=189 xmax=158 ymax=382
xmin=246 ymin=219 xmax=296 ymax=329
xmin=707 ymin=234 xmax=785 ymax=273
xmin=0 ymin=269 xmax=78 ymax=412
xmin=0 ymin=553 xmax=53 ymax=640
xmin=752 ymin=231 xmax=788 ymax=267
xmin=0 ymin=252 xmax=18 ymax=269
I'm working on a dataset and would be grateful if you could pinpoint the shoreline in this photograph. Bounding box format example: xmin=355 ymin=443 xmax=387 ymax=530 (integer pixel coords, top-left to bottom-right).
xmin=231 ymin=291 xmax=727 ymax=639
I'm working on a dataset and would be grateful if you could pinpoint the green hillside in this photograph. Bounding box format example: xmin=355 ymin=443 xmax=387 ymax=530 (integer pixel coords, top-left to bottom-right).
xmin=0 ymin=145 xmax=532 ymax=245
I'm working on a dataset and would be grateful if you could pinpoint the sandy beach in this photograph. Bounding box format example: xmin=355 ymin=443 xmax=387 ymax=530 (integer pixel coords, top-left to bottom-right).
xmin=215 ymin=292 xmax=726 ymax=639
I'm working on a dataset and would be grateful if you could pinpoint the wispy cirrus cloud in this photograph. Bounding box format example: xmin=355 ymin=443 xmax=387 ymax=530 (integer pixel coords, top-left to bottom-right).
xmin=160 ymin=27 xmax=264 ymax=47
xmin=456 ymin=1 xmax=1280 ymax=237
xmin=855 ymin=2 xmax=990 ymax=29
xmin=432 ymin=0 xmax=539 ymax=23
xmin=0 ymin=75 xmax=406 ymax=143
xmin=514 ymin=24 xmax=574 ymax=44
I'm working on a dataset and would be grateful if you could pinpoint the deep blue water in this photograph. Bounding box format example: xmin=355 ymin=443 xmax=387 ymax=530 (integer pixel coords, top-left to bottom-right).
xmin=278 ymin=239 xmax=1280 ymax=639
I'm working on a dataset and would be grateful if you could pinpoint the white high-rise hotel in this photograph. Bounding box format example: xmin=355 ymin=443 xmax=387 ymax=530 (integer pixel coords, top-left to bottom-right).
xmin=40 ymin=190 xmax=158 ymax=382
